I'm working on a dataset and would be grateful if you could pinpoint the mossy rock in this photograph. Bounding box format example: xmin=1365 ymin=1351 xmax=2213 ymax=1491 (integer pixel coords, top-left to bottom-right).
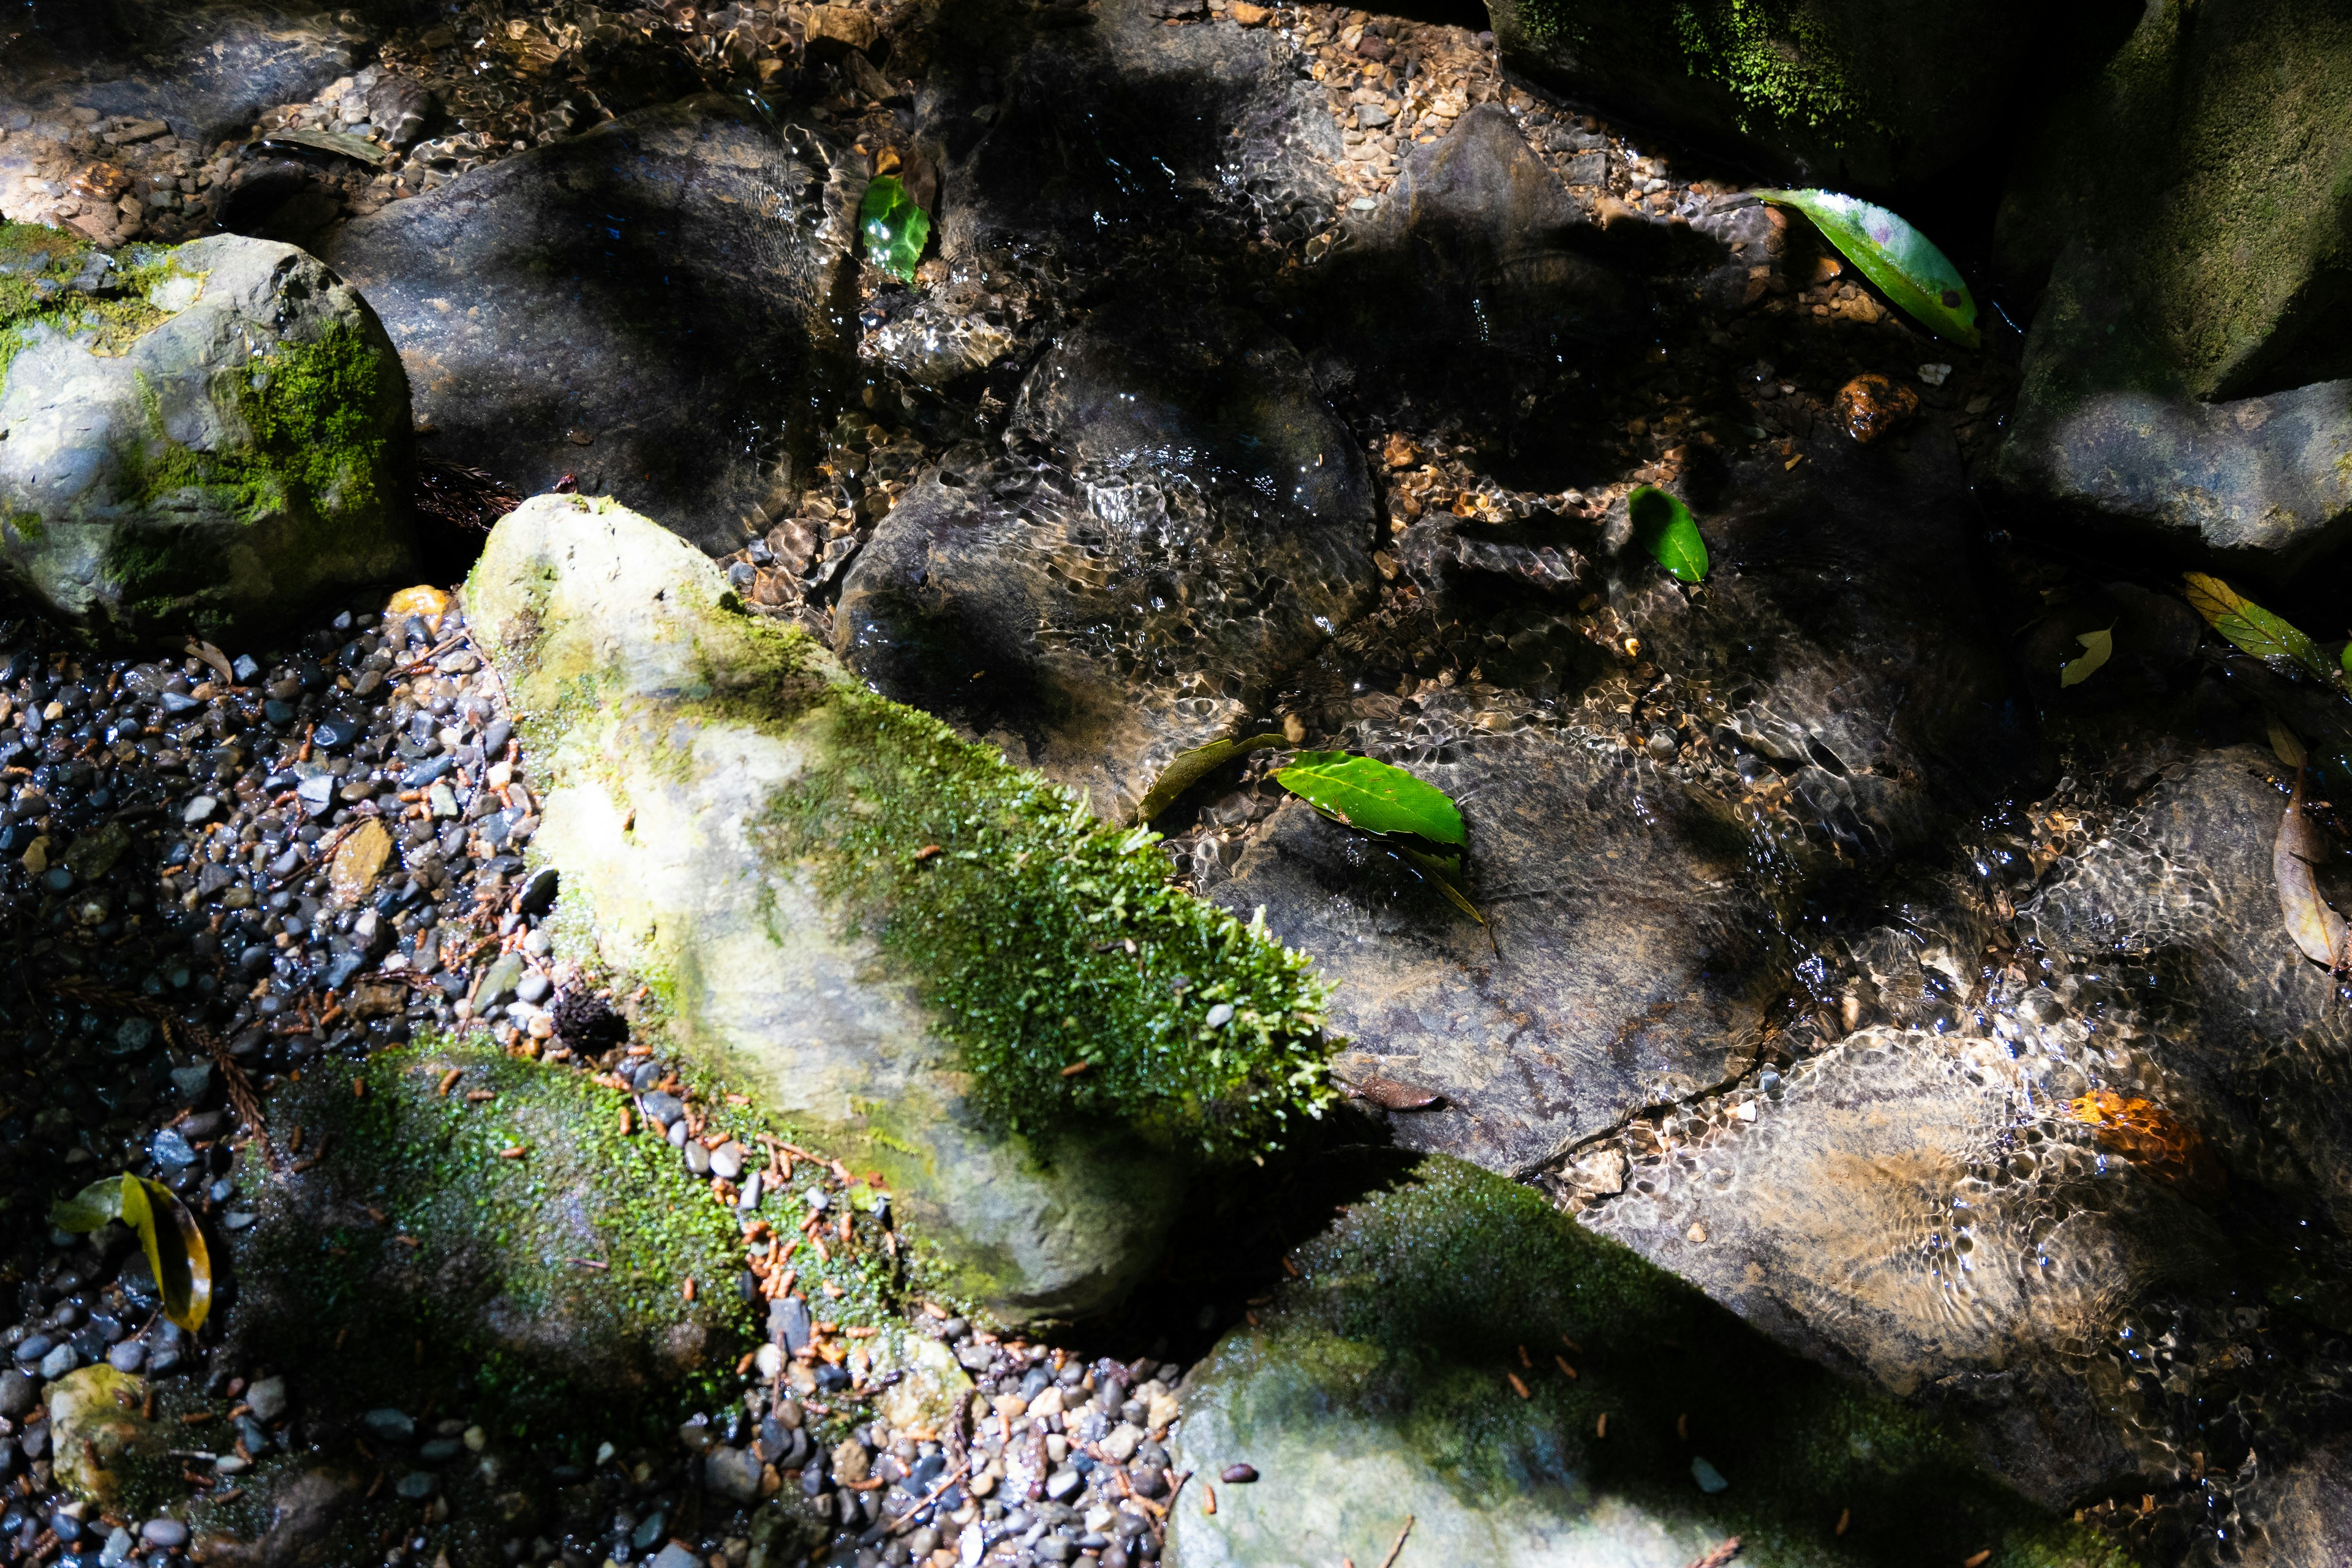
xmin=1167 ymin=1156 xmax=2132 ymax=1568
xmin=221 ymin=1037 xmax=750 ymax=1443
xmin=47 ymin=1363 xmax=168 ymax=1509
xmin=1994 ymin=0 xmax=2352 ymax=569
xmin=466 ymin=495 xmax=1333 ymax=1322
xmin=0 ymin=223 xmax=415 ymax=640
xmin=1483 ymin=0 xmax=2129 ymax=192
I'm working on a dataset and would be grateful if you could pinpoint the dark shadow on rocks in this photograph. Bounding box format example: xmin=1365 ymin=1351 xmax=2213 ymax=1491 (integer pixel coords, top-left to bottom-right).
xmin=322 ymin=96 xmax=851 ymax=556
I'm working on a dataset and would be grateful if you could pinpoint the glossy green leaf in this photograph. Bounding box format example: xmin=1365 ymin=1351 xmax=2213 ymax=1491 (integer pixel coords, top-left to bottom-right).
xmin=858 ymin=175 xmax=930 ymax=283
xmin=2059 ymin=627 xmax=2113 ymax=688
xmin=1628 ymin=485 xmax=1708 ymax=583
xmin=52 ymin=1174 xmax=211 ymax=1332
xmin=1751 ymin=189 xmax=1980 ymax=349
xmin=1400 ymin=843 xmax=1486 ymax=930
xmin=2184 ymin=572 xmax=2340 ymax=685
xmin=1135 ymin=733 xmax=1286 ymax=824
xmin=1275 ymin=752 xmax=1466 ymax=846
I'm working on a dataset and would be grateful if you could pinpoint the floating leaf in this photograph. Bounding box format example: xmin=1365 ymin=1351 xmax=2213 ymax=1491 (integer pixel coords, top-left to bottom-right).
xmin=1750 ymin=189 xmax=1980 ymax=349
xmin=2059 ymin=627 xmax=2114 ymax=688
xmin=258 ymin=127 xmax=393 ymax=167
xmin=1627 ymin=486 xmax=1708 ymax=584
xmin=2182 ymin=572 xmax=2340 ymax=685
xmin=2269 ymin=716 xmax=2309 ymax=770
xmin=51 ymin=1174 xmax=211 ymax=1332
xmin=1275 ymin=752 xmax=1465 ymax=845
xmin=1134 ymin=733 xmax=1286 ymax=824
xmin=1401 ymin=843 xmax=1488 ymax=932
xmin=2275 ymin=770 xmax=2348 ymax=969
xmin=858 ymin=175 xmax=930 ymax=282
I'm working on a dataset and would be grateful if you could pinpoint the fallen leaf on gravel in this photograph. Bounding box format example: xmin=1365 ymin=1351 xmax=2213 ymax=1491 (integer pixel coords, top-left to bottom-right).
xmin=1750 ymin=189 xmax=1979 ymax=347
xmin=2276 ymin=770 xmax=2349 ymax=968
xmin=52 ymin=1174 xmax=211 ymax=1332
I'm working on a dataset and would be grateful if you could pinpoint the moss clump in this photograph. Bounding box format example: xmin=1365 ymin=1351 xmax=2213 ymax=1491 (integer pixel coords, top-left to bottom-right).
xmin=1666 ymin=0 xmax=1881 ymax=140
xmin=0 ymin=223 xmax=170 ymax=385
xmin=749 ymin=676 xmax=1333 ymax=1160
xmin=1233 ymin=1156 xmax=2132 ymax=1566
xmin=230 ymin=1036 xmax=753 ymax=1442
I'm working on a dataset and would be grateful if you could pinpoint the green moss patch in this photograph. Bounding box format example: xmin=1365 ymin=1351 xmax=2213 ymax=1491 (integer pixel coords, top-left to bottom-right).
xmin=230 ymin=1036 xmax=753 ymax=1444
xmin=748 ymin=674 xmax=1333 ymax=1161
xmin=1220 ymin=1156 xmax=2132 ymax=1567
xmin=0 ymin=222 xmax=169 ymax=385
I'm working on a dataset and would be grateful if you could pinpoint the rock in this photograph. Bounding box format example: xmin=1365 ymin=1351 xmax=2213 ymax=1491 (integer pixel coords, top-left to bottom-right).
xmin=187 ymin=1465 xmax=363 ymax=1568
xmin=704 ymin=1445 xmax=764 ymax=1504
xmin=328 ymin=818 xmax=393 ymax=907
xmin=219 ymin=1039 xmax=750 ymax=1434
xmin=324 ymin=96 xmax=850 ymax=556
xmin=1216 ymin=437 xmax=2027 ymax=1175
xmin=1485 ymin=0 xmax=2105 ymax=190
xmin=45 ymin=1364 xmax=163 ymax=1506
xmin=1167 ymin=1156 xmax=2105 ymax=1567
xmin=469 ymin=495 xmax=1327 ymax=1321
xmin=802 ymin=5 xmax=881 ymax=56
xmin=875 ymin=1335 xmax=976 ymax=1433
xmin=244 ymin=1375 xmax=288 ymax=1423
xmin=839 ymin=307 xmax=1378 ymax=817
xmin=0 ymin=1368 xmax=33 ymax=1417
xmin=1996 ymin=0 xmax=2352 ymax=570
xmin=0 ymin=227 xmax=416 ymax=639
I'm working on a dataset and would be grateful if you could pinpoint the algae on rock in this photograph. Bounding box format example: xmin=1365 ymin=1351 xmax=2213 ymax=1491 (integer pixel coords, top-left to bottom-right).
xmin=467 ymin=494 xmax=1333 ymax=1321
xmin=0 ymin=224 xmax=415 ymax=639
xmin=222 ymin=1038 xmax=751 ymax=1438
xmin=1169 ymin=1155 xmax=2128 ymax=1568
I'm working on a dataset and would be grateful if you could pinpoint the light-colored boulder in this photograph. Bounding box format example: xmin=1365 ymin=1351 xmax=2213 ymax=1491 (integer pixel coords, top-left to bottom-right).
xmin=468 ymin=494 xmax=1330 ymax=1321
xmin=0 ymin=225 xmax=414 ymax=638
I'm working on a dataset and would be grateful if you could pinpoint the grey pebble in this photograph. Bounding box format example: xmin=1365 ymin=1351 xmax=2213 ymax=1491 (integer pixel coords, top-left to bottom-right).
xmin=361 ymin=1407 xmax=415 ymax=1442
xmin=246 ymin=1376 xmax=288 ymax=1422
xmin=140 ymin=1520 xmax=189 ymax=1548
xmin=710 ymin=1141 xmax=744 ymax=1180
xmin=684 ymin=1141 xmax=712 ymax=1177
xmin=0 ymin=1369 xmax=33 ymax=1418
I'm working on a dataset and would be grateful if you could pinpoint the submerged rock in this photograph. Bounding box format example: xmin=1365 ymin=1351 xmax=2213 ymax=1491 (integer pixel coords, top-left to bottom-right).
xmin=325 ymin=95 xmax=850 ymax=556
xmin=468 ymin=494 xmax=1330 ymax=1321
xmin=1997 ymin=0 xmax=2352 ymax=569
xmin=46 ymin=1363 xmax=164 ymax=1507
xmin=840 ymin=307 xmax=1377 ymax=816
xmin=0 ymin=226 xmax=416 ymax=639
xmin=1167 ymin=1155 xmax=2113 ymax=1567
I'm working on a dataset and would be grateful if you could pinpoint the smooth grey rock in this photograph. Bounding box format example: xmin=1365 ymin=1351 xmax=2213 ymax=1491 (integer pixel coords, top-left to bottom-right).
xmin=704 ymin=1445 xmax=763 ymax=1504
xmin=469 ymin=494 xmax=1302 ymax=1321
xmin=0 ymin=232 xmax=415 ymax=639
xmin=325 ymin=96 xmax=849 ymax=556
xmin=840 ymin=308 xmax=1378 ymax=818
xmin=244 ymin=1374 xmax=287 ymax=1423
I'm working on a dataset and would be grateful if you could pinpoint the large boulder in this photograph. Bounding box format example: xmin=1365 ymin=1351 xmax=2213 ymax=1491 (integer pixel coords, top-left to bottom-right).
xmin=1483 ymin=0 xmax=2133 ymax=192
xmin=1996 ymin=0 xmax=2352 ymax=570
xmin=467 ymin=494 xmax=1330 ymax=1322
xmin=838 ymin=307 xmax=1378 ymax=818
xmin=0 ymin=225 xmax=416 ymax=639
xmin=1167 ymin=1155 xmax=2114 ymax=1568
xmin=324 ymin=96 xmax=850 ymax=556
xmin=1214 ymin=435 xmax=2030 ymax=1175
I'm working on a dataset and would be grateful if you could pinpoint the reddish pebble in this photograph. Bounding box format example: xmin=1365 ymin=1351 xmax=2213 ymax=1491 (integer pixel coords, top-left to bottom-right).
xmin=1221 ymin=1463 xmax=1258 ymax=1483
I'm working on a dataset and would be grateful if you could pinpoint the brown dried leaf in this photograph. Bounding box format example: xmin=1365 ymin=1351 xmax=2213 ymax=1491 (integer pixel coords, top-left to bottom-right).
xmin=2275 ymin=771 xmax=2349 ymax=967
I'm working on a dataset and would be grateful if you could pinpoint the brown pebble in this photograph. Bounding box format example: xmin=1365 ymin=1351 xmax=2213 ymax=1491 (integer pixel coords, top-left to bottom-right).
xmin=1833 ymin=373 xmax=1920 ymax=445
xmin=1221 ymin=1463 xmax=1257 ymax=1483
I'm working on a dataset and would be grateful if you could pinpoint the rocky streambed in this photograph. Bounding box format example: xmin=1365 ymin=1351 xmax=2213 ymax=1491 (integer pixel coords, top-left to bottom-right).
xmin=1 ymin=1 xmax=2351 ymax=1566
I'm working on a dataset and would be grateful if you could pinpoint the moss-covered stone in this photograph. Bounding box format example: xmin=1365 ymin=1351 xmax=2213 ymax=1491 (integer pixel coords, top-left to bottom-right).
xmin=222 ymin=1036 xmax=751 ymax=1442
xmin=0 ymin=226 xmax=416 ymax=640
xmin=1995 ymin=0 xmax=2352 ymax=568
xmin=468 ymin=495 xmax=1335 ymax=1321
xmin=1485 ymin=0 xmax=2119 ymax=191
xmin=1169 ymin=1156 xmax=2133 ymax=1568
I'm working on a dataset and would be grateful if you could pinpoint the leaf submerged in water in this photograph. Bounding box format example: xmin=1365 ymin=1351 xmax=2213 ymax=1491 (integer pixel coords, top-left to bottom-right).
xmin=1134 ymin=733 xmax=1286 ymax=824
xmin=2277 ymin=770 xmax=2350 ymax=969
xmin=1627 ymin=485 xmax=1708 ymax=584
xmin=2059 ymin=627 xmax=2113 ymax=688
xmin=858 ymin=174 xmax=930 ymax=283
xmin=1749 ymin=189 xmax=1980 ymax=349
xmin=51 ymin=1172 xmax=211 ymax=1332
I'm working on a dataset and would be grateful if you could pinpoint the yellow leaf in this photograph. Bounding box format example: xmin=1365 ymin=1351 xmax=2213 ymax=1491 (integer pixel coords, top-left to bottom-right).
xmin=2275 ymin=772 xmax=2348 ymax=969
xmin=2059 ymin=627 xmax=2113 ymax=688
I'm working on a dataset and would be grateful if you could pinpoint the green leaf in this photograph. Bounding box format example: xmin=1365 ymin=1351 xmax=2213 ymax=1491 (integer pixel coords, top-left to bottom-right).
xmin=1628 ymin=485 xmax=1708 ymax=583
xmin=858 ymin=175 xmax=930 ymax=283
xmin=1275 ymin=752 xmax=1466 ymax=846
xmin=1750 ymin=189 xmax=1981 ymax=349
xmin=52 ymin=1174 xmax=209 ymax=1332
xmin=1400 ymin=844 xmax=1486 ymax=929
xmin=2183 ymin=572 xmax=2340 ymax=685
xmin=259 ymin=127 xmax=394 ymax=167
xmin=2059 ymin=627 xmax=2114 ymax=688
xmin=1134 ymin=733 xmax=1287 ymax=824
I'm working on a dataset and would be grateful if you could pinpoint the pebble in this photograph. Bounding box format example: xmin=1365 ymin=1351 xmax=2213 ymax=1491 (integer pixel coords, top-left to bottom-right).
xmin=362 ymin=1407 xmax=416 ymax=1442
xmin=138 ymin=1518 xmax=188 ymax=1547
xmin=245 ymin=1374 xmax=288 ymax=1421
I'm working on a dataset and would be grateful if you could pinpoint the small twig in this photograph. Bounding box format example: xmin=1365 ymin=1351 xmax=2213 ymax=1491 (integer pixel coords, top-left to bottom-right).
xmin=1376 ymin=1515 xmax=1415 ymax=1568
xmin=883 ymin=1458 xmax=973 ymax=1535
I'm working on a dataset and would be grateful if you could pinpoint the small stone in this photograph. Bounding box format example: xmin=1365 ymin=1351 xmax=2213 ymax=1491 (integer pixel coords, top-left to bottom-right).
xmin=518 ymin=864 xmax=559 ymax=914
xmin=1686 ymin=1221 xmax=1708 ymax=1243
xmin=1220 ymin=1463 xmax=1257 ymax=1483
xmin=393 ymin=1471 xmax=435 ymax=1499
xmin=1101 ymin=1424 xmax=1142 ymax=1462
xmin=650 ymin=1545 xmax=703 ymax=1568
xmin=1917 ymin=362 xmax=1953 ymax=387
xmin=40 ymin=1343 xmax=77 ymax=1379
xmin=139 ymin=1519 xmax=188 ymax=1548
xmin=1227 ymin=0 xmax=1268 ymax=20
xmin=684 ymin=1141 xmax=712 ymax=1177
xmin=0 ymin=1369 xmax=36 ymax=1417
xmin=330 ymin=817 xmax=394 ymax=907
xmin=710 ymin=1141 xmax=744 ymax=1180
xmin=1691 ymin=1455 xmax=1730 ymax=1493
xmin=1204 ymin=1003 xmax=1235 ymax=1028
xmin=832 ymin=1437 xmax=872 ymax=1485
xmin=105 ymin=1343 xmax=144 ymax=1373
xmin=361 ymin=1407 xmax=415 ymax=1442
xmin=245 ymin=1376 xmax=288 ymax=1422
xmin=705 ymin=1445 xmax=763 ymax=1503
xmin=1833 ymin=373 xmax=1920 ymax=444
xmin=755 ymin=1343 xmax=784 ymax=1379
